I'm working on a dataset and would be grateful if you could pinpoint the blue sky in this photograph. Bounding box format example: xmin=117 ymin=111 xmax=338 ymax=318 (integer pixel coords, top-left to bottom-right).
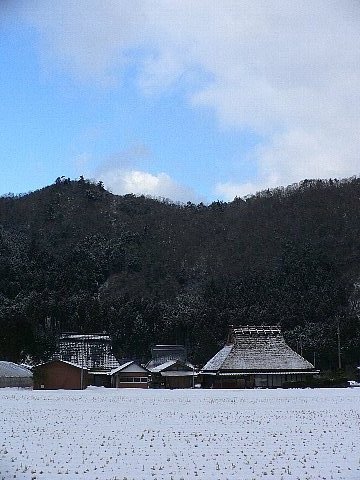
xmin=1 ymin=1 xmax=359 ymax=202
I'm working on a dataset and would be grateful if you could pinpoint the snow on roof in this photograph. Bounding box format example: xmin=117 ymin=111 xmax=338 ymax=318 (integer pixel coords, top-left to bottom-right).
xmin=0 ymin=361 xmax=33 ymax=378
xmin=146 ymin=344 xmax=187 ymax=369
xmin=53 ymin=333 xmax=120 ymax=370
xmin=110 ymin=362 xmax=150 ymax=375
xmin=232 ymin=325 xmax=281 ymax=336
xmin=60 ymin=334 xmax=111 ymax=341
xmin=20 ymin=363 xmax=34 ymax=370
xmin=201 ymin=345 xmax=233 ymax=371
xmin=34 ymin=359 xmax=87 ymax=370
xmin=202 ymin=325 xmax=315 ymax=373
xmin=153 ymin=345 xmax=185 ymax=348
xmin=109 ymin=361 xmax=134 ymax=375
xmin=217 ymin=371 xmax=319 ymax=376
xmin=150 ymin=360 xmax=178 ymax=372
xmin=150 ymin=360 xmax=194 ymax=373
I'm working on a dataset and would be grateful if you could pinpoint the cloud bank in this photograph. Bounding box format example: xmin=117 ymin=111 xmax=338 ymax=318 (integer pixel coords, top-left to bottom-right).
xmin=100 ymin=168 xmax=199 ymax=203
xmin=21 ymin=0 xmax=360 ymax=200
xmin=75 ymin=147 xmax=201 ymax=203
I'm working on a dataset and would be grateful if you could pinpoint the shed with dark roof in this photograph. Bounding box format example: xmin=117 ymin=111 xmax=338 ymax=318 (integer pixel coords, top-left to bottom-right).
xmin=32 ymin=360 xmax=89 ymax=390
xmin=201 ymin=325 xmax=319 ymax=388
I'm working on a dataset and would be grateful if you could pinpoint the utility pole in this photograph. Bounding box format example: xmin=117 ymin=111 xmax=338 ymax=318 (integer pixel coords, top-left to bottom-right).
xmin=80 ymin=337 xmax=85 ymax=390
xmin=337 ymin=321 xmax=342 ymax=370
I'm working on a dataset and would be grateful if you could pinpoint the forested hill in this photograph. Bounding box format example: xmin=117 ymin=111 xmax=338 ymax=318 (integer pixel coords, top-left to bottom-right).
xmin=1 ymin=176 xmax=360 ymax=370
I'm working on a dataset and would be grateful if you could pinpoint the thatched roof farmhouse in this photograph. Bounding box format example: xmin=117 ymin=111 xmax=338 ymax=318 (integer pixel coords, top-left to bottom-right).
xmin=201 ymin=325 xmax=318 ymax=388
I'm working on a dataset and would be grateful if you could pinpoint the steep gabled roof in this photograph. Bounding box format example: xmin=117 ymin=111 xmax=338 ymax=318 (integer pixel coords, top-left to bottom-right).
xmin=146 ymin=344 xmax=187 ymax=370
xmin=149 ymin=359 xmax=194 ymax=373
xmin=109 ymin=361 xmax=149 ymax=375
xmin=202 ymin=325 xmax=315 ymax=373
xmin=53 ymin=333 xmax=120 ymax=371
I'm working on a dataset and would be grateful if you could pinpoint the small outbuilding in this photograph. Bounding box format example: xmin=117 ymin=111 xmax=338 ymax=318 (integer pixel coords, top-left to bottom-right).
xmin=33 ymin=360 xmax=88 ymax=390
xmin=145 ymin=344 xmax=187 ymax=370
xmin=201 ymin=325 xmax=319 ymax=388
xmin=0 ymin=361 xmax=33 ymax=388
xmin=110 ymin=361 xmax=150 ymax=388
xmin=146 ymin=344 xmax=195 ymax=388
xmin=149 ymin=360 xmax=195 ymax=389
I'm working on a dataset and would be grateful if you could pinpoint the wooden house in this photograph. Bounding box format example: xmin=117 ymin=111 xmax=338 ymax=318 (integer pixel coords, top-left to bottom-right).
xmin=33 ymin=360 xmax=88 ymax=390
xmin=146 ymin=345 xmax=187 ymax=370
xmin=110 ymin=361 xmax=150 ymax=388
xmin=149 ymin=360 xmax=195 ymax=389
xmin=201 ymin=325 xmax=319 ymax=388
xmin=53 ymin=333 xmax=121 ymax=387
xmin=146 ymin=344 xmax=195 ymax=388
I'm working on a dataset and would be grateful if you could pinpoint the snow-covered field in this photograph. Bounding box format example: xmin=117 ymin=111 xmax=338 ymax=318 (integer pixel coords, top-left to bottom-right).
xmin=1 ymin=388 xmax=359 ymax=480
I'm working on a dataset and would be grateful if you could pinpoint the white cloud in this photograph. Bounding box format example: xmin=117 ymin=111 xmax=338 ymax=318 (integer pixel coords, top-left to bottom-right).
xmin=99 ymin=168 xmax=200 ymax=203
xmin=20 ymin=1 xmax=360 ymax=197
xmin=217 ymin=125 xmax=360 ymax=201
xmin=74 ymin=146 xmax=199 ymax=202
xmin=20 ymin=0 xmax=146 ymax=84
xmin=215 ymin=181 xmax=269 ymax=201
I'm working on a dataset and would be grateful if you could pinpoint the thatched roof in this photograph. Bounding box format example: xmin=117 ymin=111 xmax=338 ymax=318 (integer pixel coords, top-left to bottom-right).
xmin=202 ymin=325 xmax=315 ymax=373
xmin=53 ymin=334 xmax=120 ymax=371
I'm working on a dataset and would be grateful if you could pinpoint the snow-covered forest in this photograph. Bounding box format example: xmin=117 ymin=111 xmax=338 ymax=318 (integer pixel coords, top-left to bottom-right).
xmin=1 ymin=177 xmax=360 ymax=369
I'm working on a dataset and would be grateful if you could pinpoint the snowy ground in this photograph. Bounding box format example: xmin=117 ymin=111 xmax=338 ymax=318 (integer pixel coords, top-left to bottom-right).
xmin=1 ymin=388 xmax=359 ymax=480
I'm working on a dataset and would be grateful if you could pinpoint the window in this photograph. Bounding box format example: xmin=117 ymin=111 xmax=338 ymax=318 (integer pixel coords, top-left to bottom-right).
xmin=119 ymin=376 xmax=148 ymax=383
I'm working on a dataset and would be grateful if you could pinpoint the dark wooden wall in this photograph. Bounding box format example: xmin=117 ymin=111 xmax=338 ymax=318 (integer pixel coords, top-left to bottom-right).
xmin=33 ymin=361 xmax=88 ymax=390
